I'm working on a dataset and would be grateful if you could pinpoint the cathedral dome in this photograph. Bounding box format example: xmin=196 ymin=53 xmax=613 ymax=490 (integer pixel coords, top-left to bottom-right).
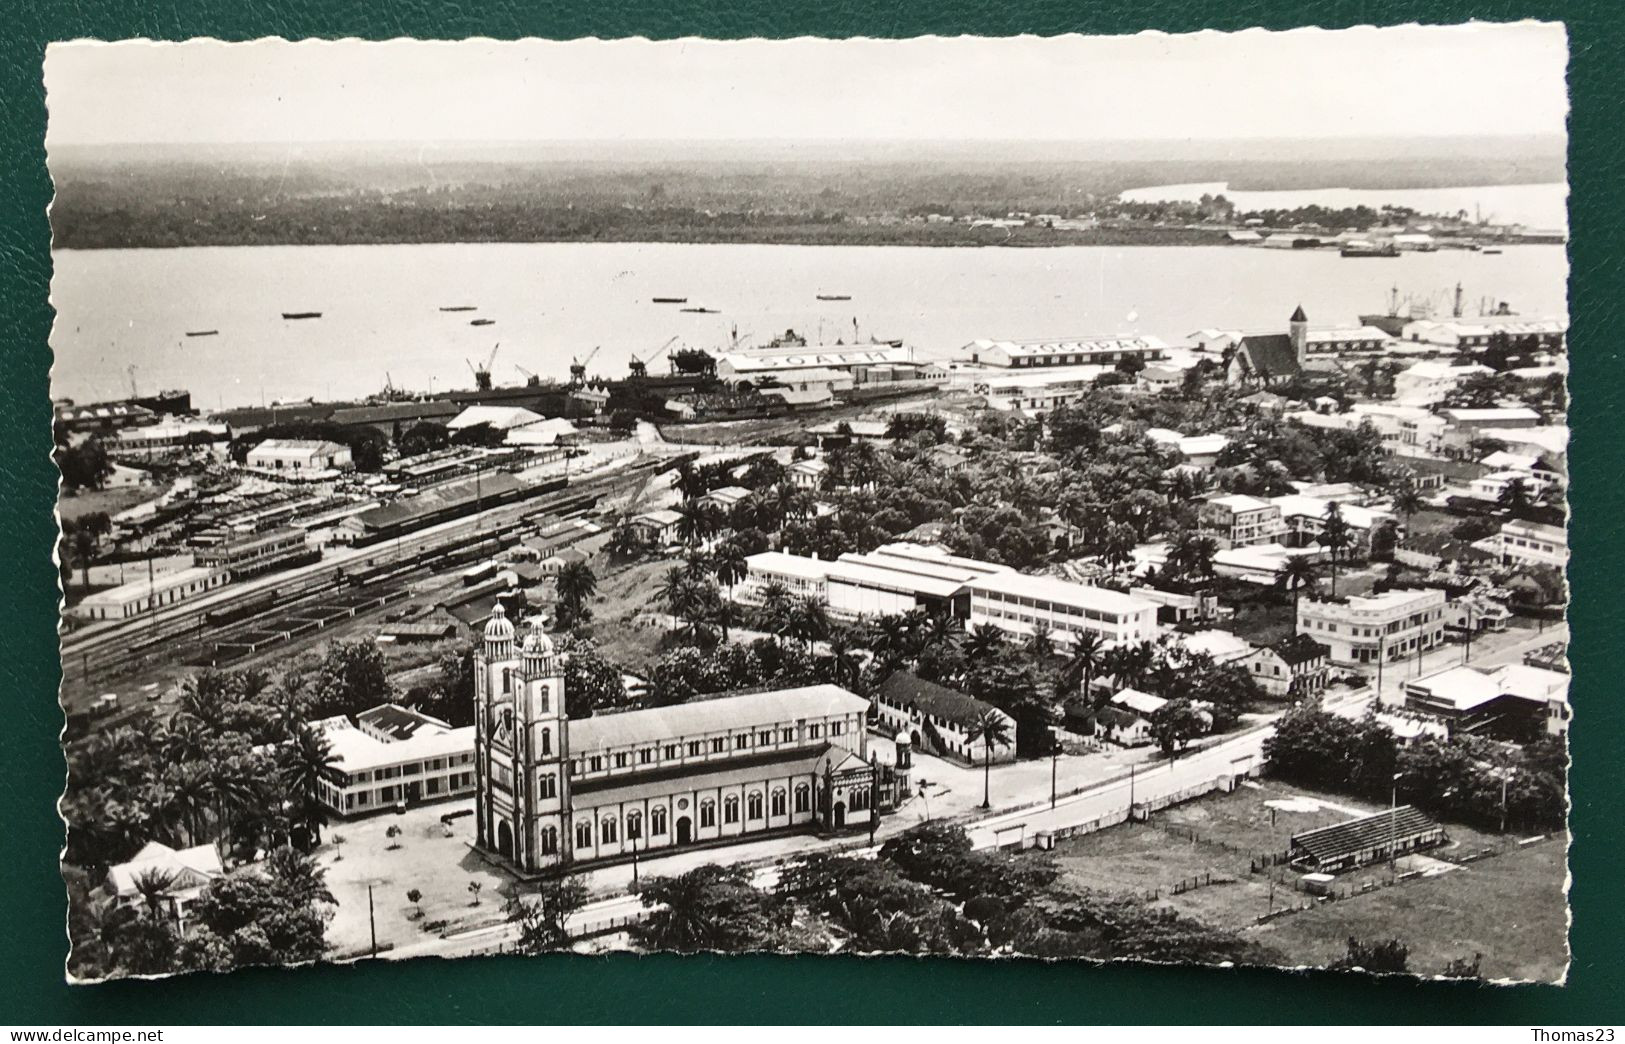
xmin=895 ymin=729 xmax=913 ymax=746
xmin=483 ymin=603 xmax=516 ymax=643
xmin=522 ymin=630 xmax=556 ymax=657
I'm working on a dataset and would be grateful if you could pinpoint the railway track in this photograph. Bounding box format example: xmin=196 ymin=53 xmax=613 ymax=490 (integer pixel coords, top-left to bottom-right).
xmin=60 ymin=456 xmax=678 ymax=697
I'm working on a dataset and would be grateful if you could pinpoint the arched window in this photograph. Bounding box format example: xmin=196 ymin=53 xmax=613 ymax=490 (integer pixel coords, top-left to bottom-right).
xmin=540 ymin=728 xmax=552 ymax=756
xmin=723 ymin=795 xmax=740 ymax=824
xmin=626 ymin=811 xmax=642 ymax=841
xmin=502 ymin=668 xmax=513 ymax=693
xmin=747 ymin=792 xmax=763 ymax=820
xmin=770 ymin=788 xmax=787 ymax=817
xmin=538 ymin=773 xmax=557 ymax=800
xmin=537 ymin=684 xmax=550 ymax=714
xmin=794 ymin=784 xmax=811 ymax=814
xmin=651 ymin=806 xmax=668 ymax=835
xmin=601 ymin=816 xmax=619 ymax=844
xmin=540 ymin=826 xmax=558 ymax=855
xmin=575 ymin=820 xmax=593 ymax=849
xmin=699 ymin=800 xmax=716 ymax=828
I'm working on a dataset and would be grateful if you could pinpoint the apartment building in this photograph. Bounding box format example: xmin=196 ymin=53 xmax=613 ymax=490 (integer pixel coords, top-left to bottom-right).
xmin=1296 ymin=587 xmax=1450 ymax=666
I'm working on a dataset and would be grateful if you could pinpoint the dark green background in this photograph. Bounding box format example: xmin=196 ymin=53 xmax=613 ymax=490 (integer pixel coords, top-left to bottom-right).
xmin=2 ymin=0 xmax=1617 ymax=1024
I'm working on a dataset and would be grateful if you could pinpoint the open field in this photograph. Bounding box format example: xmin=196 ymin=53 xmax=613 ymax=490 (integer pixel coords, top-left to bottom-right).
xmin=56 ymin=483 xmax=157 ymax=523
xmin=1052 ymin=778 xmax=1568 ymax=982
xmin=579 ymin=558 xmax=679 ymax=674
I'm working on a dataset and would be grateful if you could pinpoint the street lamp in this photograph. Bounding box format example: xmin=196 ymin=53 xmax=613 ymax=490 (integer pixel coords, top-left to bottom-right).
xmin=1388 ymin=771 xmax=1403 ymax=878
xmin=1049 ymin=728 xmax=1061 ymax=810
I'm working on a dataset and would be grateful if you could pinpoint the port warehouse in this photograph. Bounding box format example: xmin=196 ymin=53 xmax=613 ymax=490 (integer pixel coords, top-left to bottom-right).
xmin=68 ymin=529 xmax=313 ymax=622
xmin=1289 ymin=806 xmax=1447 ymax=873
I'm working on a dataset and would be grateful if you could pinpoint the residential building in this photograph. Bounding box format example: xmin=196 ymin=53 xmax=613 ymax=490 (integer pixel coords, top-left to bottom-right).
xmin=1394 ymin=361 xmax=1495 ymax=406
xmin=736 ymin=551 xmax=831 ymax=605
xmin=99 ymin=841 xmax=224 ymax=934
xmin=628 ymin=508 xmax=684 ymax=546
xmin=473 ymin=608 xmax=877 ymax=872
xmin=245 ymin=438 xmax=353 ymax=476
xmin=698 ymin=485 xmax=754 ymax=511
xmin=962 ymin=573 xmax=1157 ymax=650
xmin=1480 ymin=520 xmax=1568 ymax=568
xmin=872 ymin=670 xmax=1016 ymax=765
xmin=1270 ymin=495 xmax=1395 ymax=552
xmin=789 ymin=457 xmax=830 ymax=491
xmin=1147 ymin=429 xmax=1230 ymax=470
xmin=315 ymin=706 xmax=477 ymax=817
xmin=1199 ymin=494 xmax=1286 ymax=549
xmin=1244 ymin=634 xmax=1331 ymax=697
xmin=1296 ymin=587 xmax=1450 ymax=666
xmin=825 ymin=545 xmax=1007 ymax=619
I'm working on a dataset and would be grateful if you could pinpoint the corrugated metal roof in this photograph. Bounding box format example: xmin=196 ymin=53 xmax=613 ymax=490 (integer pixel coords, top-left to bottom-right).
xmin=570 ymin=684 xmax=868 ymax=753
xmin=1291 ymin=806 xmax=1440 ymax=862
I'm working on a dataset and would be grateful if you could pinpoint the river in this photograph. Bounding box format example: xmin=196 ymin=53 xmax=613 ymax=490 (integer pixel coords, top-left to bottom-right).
xmin=49 ymin=241 xmax=1569 ymax=410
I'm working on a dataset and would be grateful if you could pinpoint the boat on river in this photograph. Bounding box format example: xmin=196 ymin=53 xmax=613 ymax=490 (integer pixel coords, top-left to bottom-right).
xmin=281 ymin=311 xmax=322 ymax=320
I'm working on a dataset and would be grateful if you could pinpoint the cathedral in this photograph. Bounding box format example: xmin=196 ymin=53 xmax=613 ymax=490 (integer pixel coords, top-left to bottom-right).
xmin=473 ymin=604 xmax=885 ymax=874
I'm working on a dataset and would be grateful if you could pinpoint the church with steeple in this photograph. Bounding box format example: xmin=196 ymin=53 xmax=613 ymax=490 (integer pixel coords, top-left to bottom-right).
xmin=473 ymin=604 xmax=885 ymax=874
xmin=1226 ymin=305 xmax=1393 ymax=386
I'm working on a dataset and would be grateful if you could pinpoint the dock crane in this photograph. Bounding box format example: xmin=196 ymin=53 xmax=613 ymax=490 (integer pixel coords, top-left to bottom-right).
xmin=515 ymin=363 xmax=542 ymax=388
xmin=126 ymin=365 xmax=139 ymax=400
xmin=465 ymin=342 xmax=501 ymax=391
xmin=569 ymin=346 xmax=601 ymax=386
xmin=630 ymin=336 xmax=678 ymax=379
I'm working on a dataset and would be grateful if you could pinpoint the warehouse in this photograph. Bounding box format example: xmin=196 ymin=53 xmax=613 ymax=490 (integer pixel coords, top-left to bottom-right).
xmin=67 ymin=565 xmax=228 ymax=621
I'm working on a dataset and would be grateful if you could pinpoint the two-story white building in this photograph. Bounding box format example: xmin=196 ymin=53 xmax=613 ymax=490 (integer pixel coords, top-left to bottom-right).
xmin=1199 ymin=494 xmax=1286 ymax=549
xmin=962 ymin=572 xmax=1158 ymax=650
xmin=1296 ymin=587 xmax=1450 ymax=667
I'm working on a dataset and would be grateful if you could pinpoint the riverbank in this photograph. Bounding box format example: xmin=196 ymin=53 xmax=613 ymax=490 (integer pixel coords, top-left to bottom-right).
xmin=51 ymin=219 xmax=1233 ymax=252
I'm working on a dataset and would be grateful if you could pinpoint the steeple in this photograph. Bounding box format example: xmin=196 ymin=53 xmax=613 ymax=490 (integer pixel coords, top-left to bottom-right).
xmin=1289 ymin=304 xmax=1309 ymax=363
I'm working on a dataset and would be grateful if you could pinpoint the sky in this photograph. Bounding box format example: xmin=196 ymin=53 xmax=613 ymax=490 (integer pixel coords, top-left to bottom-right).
xmin=44 ymin=24 xmax=1568 ymax=147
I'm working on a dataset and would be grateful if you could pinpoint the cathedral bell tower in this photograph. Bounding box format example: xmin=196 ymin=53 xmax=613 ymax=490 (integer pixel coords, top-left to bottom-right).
xmin=473 ymin=603 xmax=571 ymax=872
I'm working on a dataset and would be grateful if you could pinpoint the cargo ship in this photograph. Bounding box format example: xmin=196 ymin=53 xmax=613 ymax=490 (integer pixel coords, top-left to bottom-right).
xmin=1340 ymin=240 xmax=1399 ymax=258
xmin=281 ymin=311 xmax=322 ymax=320
xmin=652 ymin=297 xmax=688 ymax=304
xmin=470 ymin=318 xmax=496 ymax=326
xmin=816 ymin=293 xmax=852 ymax=301
xmin=439 ymin=305 xmax=477 ymax=312
xmin=681 ymin=307 xmax=721 ymax=314
xmin=185 ymin=330 xmax=219 ymax=337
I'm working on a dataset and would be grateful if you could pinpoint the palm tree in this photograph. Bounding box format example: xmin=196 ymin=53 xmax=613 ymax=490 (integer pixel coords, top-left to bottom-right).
xmin=1103 ymin=521 xmax=1139 ymax=575
xmin=712 ymin=541 xmax=749 ymax=597
xmin=1026 ymin=622 xmax=1055 ymax=662
xmin=1276 ymin=554 xmax=1321 ymax=613
xmin=131 ymin=868 xmax=178 ymax=920
xmin=1390 ymin=482 xmax=1423 ymax=527
xmin=1497 ymin=476 xmax=1532 ymax=516
xmin=824 ymin=631 xmax=862 ymax=690
xmin=966 ymin=710 xmax=1013 ymax=809
xmin=963 ymin=623 xmax=1006 ymax=665
xmin=1064 ymin=631 xmax=1106 ymax=705
xmin=1187 ymin=535 xmax=1219 ymax=580
xmin=757 ymin=581 xmax=794 ymax=634
xmin=281 ymin=724 xmax=338 ymax=850
xmin=786 ymin=596 xmax=829 ymax=651
xmin=1318 ymin=502 xmax=1354 ymax=598
xmin=555 ymin=560 xmax=597 ymax=628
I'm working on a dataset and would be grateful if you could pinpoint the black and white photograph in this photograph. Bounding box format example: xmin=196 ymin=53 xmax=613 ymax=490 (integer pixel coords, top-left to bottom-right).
xmin=49 ymin=26 xmax=1570 ymax=984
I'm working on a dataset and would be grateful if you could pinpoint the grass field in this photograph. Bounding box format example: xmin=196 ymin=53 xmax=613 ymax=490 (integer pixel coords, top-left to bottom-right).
xmin=580 ymin=557 xmax=679 ymax=674
xmin=1052 ymin=778 xmax=1568 ymax=982
xmin=56 ymin=483 xmax=157 ymax=523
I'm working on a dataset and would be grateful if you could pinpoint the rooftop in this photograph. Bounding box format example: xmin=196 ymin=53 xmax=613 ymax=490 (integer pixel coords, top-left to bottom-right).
xmin=569 ymin=684 xmax=869 ymax=753
xmin=875 ymin=670 xmax=1005 ymax=728
xmin=746 ymin=550 xmax=832 ymax=582
xmin=571 ymin=744 xmax=867 ymax=806
xmin=963 ymin=572 xmax=1157 ymax=615
xmin=1292 ymin=806 xmax=1440 ymax=862
xmin=447 ymin=405 xmax=547 ymax=431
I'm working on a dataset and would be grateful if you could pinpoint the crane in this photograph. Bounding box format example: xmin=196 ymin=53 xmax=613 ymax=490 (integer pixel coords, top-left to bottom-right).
xmin=466 ymin=342 xmax=501 ymax=391
xmin=515 ymin=363 xmax=541 ymax=388
xmin=569 ymin=345 xmax=601 ymax=385
xmin=630 ymin=336 xmax=678 ymax=379
xmin=126 ymin=365 xmax=139 ymax=400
